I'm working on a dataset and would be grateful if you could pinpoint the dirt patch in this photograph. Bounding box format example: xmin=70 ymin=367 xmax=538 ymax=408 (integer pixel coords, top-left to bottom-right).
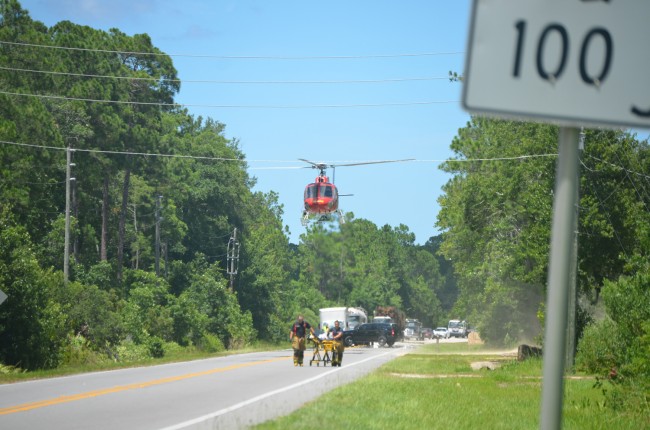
xmin=389 ymin=372 xmax=483 ymax=379
xmin=470 ymin=361 xmax=502 ymax=371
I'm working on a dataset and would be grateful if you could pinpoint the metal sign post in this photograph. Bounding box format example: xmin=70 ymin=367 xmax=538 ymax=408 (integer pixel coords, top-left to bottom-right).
xmin=541 ymin=127 xmax=579 ymax=429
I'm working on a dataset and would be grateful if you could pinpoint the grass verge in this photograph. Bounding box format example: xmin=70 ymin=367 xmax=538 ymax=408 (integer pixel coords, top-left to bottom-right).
xmin=254 ymin=343 xmax=646 ymax=430
xmin=0 ymin=340 xmax=285 ymax=384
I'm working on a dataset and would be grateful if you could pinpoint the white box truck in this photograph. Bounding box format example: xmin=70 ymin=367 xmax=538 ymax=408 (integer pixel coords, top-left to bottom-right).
xmin=319 ymin=307 xmax=368 ymax=332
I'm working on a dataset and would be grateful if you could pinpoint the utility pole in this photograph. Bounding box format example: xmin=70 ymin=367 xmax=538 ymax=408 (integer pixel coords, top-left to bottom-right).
xmin=64 ymin=146 xmax=76 ymax=284
xmin=226 ymin=228 xmax=240 ymax=291
xmin=155 ymin=195 xmax=162 ymax=276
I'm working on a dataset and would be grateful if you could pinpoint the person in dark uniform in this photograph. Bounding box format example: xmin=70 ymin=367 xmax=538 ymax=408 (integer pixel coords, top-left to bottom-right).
xmin=330 ymin=320 xmax=345 ymax=366
xmin=289 ymin=315 xmax=315 ymax=366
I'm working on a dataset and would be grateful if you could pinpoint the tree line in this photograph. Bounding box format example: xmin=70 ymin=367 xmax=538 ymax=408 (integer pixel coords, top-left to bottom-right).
xmin=0 ymin=1 xmax=452 ymax=370
xmin=437 ymin=117 xmax=649 ymax=410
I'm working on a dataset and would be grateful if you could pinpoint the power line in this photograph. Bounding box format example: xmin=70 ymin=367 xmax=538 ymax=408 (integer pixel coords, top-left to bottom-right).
xmin=0 ymin=89 xmax=459 ymax=109
xmin=0 ymin=40 xmax=463 ymax=60
xmin=0 ymin=65 xmax=449 ymax=85
xmin=0 ymin=139 xmax=560 ymax=167
xmin=5 ymin=138 xmax=647 ymax=182
xmin=0 ymin=139 xmax=246 ymax=162
xmin=585 ymin=154 xmax=650 ymax=180
xmin=614 ymin=152 xmax=650 ymax=215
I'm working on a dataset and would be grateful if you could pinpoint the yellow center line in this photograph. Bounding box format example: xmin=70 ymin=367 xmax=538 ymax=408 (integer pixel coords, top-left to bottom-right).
xmin=0 ymin=356 xmax=290 ymax=415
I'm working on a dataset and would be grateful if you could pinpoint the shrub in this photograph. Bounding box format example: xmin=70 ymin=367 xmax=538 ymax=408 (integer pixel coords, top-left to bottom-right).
xmin=0 ymin=210 xmax=67 ymax=370
xmin=198 ymin=333 xmax=225 ymax=353
xmin=147 ymin=336 xmax=165 ymax=358
xmin=575 ymin=318 xmax=625 ymax=375
xmin=60 ymin=333 xmax=105 ymax=366
xmin=115 ymin=339 xmax=151 ymax=362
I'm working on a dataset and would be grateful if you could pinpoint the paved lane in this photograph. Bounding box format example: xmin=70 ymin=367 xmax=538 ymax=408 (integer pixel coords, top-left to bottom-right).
xmin=0 ymin=344 xmax=410 ymax=429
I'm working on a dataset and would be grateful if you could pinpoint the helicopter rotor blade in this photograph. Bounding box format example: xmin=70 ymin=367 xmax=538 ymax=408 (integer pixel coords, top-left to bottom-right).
xmin=298 ymin=158 xmax=330 ymax=171
xmin=299 ymin=158 xmax=415 ymax=170
xmin=331 ymin=158 xmax=415 ymax=167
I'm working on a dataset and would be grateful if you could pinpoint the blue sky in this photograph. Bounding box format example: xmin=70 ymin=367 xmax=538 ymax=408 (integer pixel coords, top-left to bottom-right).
xmin=18 ymin=0 xmax=473 ymax=244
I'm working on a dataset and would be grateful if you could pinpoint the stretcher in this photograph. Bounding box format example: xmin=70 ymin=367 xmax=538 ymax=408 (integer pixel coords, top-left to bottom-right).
xmin=309 ymin=338 xmax=334 ymax=366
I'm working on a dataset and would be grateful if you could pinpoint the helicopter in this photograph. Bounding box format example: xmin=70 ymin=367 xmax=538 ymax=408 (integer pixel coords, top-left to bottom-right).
xmin=299 ymin=158 xmax=414 ymax=226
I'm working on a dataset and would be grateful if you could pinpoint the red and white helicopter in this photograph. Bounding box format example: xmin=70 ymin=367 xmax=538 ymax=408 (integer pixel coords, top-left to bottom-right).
xmin=299 ymin=158 xmax=413 ymax=226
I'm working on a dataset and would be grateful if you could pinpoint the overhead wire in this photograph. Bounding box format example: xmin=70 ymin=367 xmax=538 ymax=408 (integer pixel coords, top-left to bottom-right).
xmin=0 ymin=40 xmax=460 ymax=108
xmin=0 ymin=139 xmax=566 ymax=168
xmin=614 ymin=151 xmax=650 ymax=215
xmin=0 ymin=40 xmax=463 ymax=59
xmin=0 ymin=90 xmax=459 ymax=109
xmin=2 ymin=141 xmax=646 ymax=183
xmin=0 ymin=65 xmax=449 ymax=85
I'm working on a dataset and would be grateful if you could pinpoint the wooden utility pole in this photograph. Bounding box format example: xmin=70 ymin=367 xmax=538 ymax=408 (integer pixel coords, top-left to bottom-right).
xmin=64 ymin=147 xmax=75 ymax=284
xmin=155 ymin=195 xmax=162 ymax=276
xmin=226 ymin=228 xmax=240 ymax=291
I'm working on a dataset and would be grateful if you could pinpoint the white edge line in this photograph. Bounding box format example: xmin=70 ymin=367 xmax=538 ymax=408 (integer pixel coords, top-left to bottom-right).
xmin=160 ymin=349 xmax=397 ymax=430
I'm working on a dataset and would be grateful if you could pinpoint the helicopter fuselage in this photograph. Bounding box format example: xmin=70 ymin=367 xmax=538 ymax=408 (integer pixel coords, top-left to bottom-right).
xmin=303 ymin=176 xmax=339 ymax=215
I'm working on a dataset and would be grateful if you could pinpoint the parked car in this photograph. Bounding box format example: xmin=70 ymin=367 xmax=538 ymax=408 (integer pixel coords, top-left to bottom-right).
xmin=433 ymin=327 xmax=450 ymax=339
xmin=343 ymin=322 xmax=400 ymax=347
xmin=448 ymin=319 xmax=469 ymax=338
xmin=421 ymin=327 xmax=434 ymax=339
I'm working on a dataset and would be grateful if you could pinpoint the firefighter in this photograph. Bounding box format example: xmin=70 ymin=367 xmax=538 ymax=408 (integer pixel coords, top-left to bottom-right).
xmin=330 ymin=319 xmax=344 ymax=366
xmin=289 ymin=315 xmax=315 ymax=366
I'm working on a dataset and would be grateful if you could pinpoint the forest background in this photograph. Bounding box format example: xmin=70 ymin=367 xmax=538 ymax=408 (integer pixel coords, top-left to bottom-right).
xmin=0 ymin=0 xmax=648 ymax=411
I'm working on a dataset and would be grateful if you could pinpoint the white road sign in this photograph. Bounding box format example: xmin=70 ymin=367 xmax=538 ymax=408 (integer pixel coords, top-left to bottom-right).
xmin=463 ymin=0 xmax=650 ymax=130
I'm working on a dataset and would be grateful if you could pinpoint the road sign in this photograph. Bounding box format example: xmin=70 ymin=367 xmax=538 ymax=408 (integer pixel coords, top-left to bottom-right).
xmin=463 ymin=0 xmax=650 ymax=130
xmin=0 ymin=289 xmax=7 ymax=305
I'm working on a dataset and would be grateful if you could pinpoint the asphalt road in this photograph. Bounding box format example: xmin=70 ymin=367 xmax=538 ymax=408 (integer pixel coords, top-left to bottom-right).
xmin=0 ymin=343 xmax=412 ymax=430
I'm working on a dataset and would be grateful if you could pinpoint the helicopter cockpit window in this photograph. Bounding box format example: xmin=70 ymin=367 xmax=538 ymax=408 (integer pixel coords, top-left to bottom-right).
xmin=305 ymin=185 xmax=317 ymax=199
xmin=323 ymin=186 xmax=333 ymax=198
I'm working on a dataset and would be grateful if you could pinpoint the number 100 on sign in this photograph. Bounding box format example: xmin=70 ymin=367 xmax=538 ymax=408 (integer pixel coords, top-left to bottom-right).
xmin=463 ymin=0 xmax=650 ymax=130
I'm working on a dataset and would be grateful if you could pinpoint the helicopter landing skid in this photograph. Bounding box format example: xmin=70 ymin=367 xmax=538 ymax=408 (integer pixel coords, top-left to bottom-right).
xmin=301 ymin=210 xmax=345 ymax=226
xmin=337 ymin=210 xmax=345 ymax=225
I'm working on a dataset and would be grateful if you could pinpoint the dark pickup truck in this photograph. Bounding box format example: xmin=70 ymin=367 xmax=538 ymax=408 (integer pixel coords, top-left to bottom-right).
xmin=343 ymin=322 xmax=400 ymax=347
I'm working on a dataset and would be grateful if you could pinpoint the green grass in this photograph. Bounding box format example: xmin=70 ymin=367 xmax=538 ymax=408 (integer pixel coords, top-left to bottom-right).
xmin=0 ymin=340 xmax=284 ymax=384
xmin=255 ymin=344 xmax=647 ymax=430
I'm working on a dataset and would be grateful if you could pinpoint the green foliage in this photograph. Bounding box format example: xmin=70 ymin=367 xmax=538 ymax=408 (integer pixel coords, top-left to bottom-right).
xmin=72 ymin=261 xmax=117 ymax=291
xmin=436 ymin=118 xmax=649 ymax=348
xmin=147 ymin=336 xmax=165 ymax=358
xmin=294 ymin=219 xmax=446 ymax=327
xmin=0 ymin=207 xmax=67 ymax=370
xmin=115 ymin=339 xmax=152 ymax=362
xmin=197 ymin=332 xmax=225 ymax=353
xmin=60 ymin=333 xmax=109 ymax=366
xmin=575 ymin=318 xmax=626 ymax=375
xmin=55 ymin=281 xmax=124 ymax=348
xmin=121 ymin=270 xmax=175 ymax=343
xmin=182 ymin=262 xmax=256 ymax=348
xmin=576 ymin=271 xmax=650 ymax=413
xmin=601 ymin=272 xmax=650 ymax=344
xmin=0 ymin=363 xmax=25 ymax=375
